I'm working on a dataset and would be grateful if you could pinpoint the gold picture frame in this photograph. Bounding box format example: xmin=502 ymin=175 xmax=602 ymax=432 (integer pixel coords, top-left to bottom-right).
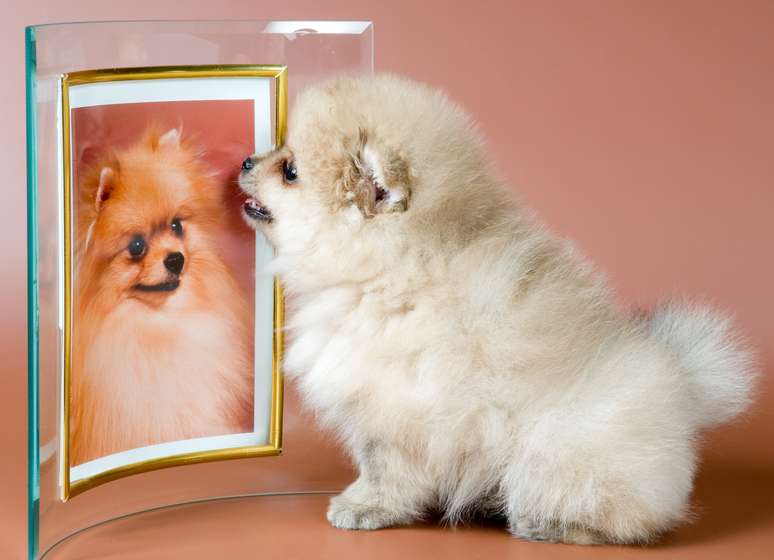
xmin=60 ymin=65 xmax=287 ymax=500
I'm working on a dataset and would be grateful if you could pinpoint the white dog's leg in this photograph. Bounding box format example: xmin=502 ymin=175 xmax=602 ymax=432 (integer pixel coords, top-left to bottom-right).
xmin=327 ymin=441 xmax=430 ymax=530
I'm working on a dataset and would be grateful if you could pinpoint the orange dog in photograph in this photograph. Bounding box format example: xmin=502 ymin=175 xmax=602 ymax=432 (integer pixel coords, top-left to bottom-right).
xmin=71 ymin=127 xmax=254 ymax=465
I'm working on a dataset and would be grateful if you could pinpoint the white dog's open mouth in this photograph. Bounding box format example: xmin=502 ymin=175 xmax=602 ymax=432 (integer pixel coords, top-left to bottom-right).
xmin=243 ymin=198 xmax=273 ymax=223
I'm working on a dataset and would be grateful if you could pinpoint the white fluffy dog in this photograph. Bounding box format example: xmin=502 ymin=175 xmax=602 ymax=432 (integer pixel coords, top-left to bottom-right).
xmin=238 ymin=74 xmax=756 ymax=544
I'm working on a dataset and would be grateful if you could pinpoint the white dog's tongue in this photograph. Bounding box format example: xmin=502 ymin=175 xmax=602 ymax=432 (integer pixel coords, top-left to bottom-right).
xmin=245 ymin=198 xmax=261 ymax=212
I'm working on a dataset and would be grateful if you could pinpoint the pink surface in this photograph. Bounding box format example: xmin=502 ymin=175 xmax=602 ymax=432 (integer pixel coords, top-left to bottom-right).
xmin=2 ymin=1 xmax=774 ymax=559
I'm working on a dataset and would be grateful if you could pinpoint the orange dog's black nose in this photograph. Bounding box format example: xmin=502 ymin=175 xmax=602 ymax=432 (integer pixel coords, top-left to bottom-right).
xmin=164 ymin=252 xmax=185 ymax=275
xmin=241 ymin=157 xmax=254 ymax=171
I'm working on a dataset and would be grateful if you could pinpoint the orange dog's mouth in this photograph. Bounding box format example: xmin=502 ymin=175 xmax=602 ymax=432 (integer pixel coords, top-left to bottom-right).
xmin=134 ymin=279 xmax=181 ymax=293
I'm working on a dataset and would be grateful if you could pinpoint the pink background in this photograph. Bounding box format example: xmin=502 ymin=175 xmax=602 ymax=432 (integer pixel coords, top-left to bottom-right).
xmin=2 ymin=1 xmax=773 ymax=558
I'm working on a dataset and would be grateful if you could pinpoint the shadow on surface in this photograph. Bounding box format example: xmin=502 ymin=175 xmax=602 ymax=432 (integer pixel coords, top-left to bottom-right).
xmin=661 ymin=461 xmax=774 ymax=548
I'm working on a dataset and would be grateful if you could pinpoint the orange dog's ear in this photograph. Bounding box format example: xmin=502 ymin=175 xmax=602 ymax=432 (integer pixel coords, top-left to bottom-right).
xmin=158 ymin=128 xmax=181 ymax=150
xmin=336 ymin=129 xmax=411 ymax=218
xmin=94 ymin=167 xmax=116 ymax=212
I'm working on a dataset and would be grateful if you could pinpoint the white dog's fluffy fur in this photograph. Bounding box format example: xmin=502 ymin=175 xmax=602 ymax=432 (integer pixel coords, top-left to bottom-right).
xmin=238 ymin=74 xmax=757 ymax=544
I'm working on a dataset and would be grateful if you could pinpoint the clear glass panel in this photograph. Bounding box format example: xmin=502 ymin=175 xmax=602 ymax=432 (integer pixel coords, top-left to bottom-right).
xmin=27 ymin=20 xmax=372 ymax=559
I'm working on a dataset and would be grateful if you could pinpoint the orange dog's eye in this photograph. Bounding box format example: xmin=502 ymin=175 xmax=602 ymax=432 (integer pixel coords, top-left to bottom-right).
xmin=128 ymin=235 xmax=146 ymax=259
xmin=171 ymin=218 xmax=183 ymax=237
xmin=283 ymin=159 xmax=298 ymax=184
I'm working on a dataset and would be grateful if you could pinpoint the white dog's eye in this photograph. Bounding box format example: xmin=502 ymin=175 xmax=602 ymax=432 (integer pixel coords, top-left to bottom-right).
xmin=282 ymin=159 xmax=298 ymax=184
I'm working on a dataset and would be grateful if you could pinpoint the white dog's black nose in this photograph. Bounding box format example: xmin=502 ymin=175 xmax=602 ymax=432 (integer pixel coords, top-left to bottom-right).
xmin=241 ymin=157 xmax=254 ymax=171
xmin=164 ymin=252 xmax=185 ymax=275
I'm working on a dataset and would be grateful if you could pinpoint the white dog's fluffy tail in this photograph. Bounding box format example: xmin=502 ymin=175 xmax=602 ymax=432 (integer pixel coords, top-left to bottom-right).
xmin=648 ymin=302 xmax=757 ymax=430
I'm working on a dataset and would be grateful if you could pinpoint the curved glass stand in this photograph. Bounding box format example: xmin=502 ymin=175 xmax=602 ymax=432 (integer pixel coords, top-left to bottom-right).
xmin=40 ymin=491 xmax=338 ymax=559
xmin=27 ymin=20 xmax=372 ymax=559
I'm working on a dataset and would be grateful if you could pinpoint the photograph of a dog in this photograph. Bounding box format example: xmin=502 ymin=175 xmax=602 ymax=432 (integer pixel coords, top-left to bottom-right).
xmin=238 ymin=74 xmax=757 ymax=544
xmin=70 ymin=100 xmax=258 ymax=466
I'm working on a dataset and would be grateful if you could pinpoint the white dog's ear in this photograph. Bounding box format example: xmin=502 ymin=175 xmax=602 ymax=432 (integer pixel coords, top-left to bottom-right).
xmin=337 ymin=129 xmax=411 ymax=218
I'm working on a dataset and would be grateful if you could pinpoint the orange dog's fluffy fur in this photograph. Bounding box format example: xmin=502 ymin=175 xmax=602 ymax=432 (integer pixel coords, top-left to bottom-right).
xmin=71 ymin=128 xmax=253 ymax=465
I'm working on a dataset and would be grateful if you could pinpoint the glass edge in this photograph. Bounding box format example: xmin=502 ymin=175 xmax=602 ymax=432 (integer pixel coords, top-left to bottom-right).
xmin=38 ymin=491 xmax=337 ymax=560
xmin=25 ymin=19 xmax=373 ymax=32
xmin=369 ymin=22 xmax=375 ymax=73
xmin=25 ymin=24 xmax=40 ymax=560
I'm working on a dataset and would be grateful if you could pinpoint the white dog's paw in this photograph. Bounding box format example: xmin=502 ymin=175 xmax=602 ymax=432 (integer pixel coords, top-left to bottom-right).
xmin=510 ymin=516 xmax=601 ymax=545
xmin=326 ymin=495 xmax=403 ymax=530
